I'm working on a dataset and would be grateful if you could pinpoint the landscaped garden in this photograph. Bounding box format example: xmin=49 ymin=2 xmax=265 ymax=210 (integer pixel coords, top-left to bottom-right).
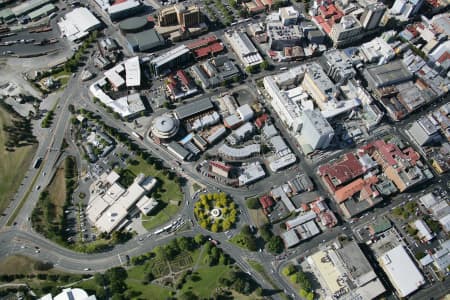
xmin=194 ymin=192 xmax=239 ymax=232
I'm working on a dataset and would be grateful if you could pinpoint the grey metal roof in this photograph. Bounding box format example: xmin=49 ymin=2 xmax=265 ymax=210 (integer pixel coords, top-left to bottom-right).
xmin=126 ymin=29 xmax=164 ymax=52
xmin=174 ymin=98 xmax=214 ymax=120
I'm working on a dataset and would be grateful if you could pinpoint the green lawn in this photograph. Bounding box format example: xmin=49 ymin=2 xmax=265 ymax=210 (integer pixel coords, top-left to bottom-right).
xmin=127 ymin=157 xmax=183 ymax=231
xmin=182 ymin=264 xmax=230 ymax=297
xmin=126 ymin=279 xmax=172 ymax=299
xmin=0 ymin=107 xmax=37 ymax=214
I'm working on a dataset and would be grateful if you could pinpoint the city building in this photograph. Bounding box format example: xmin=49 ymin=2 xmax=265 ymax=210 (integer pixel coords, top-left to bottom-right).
xmin=301 ymin=63 xmax=336 ymax=109
xmin=360 ymin=3 xmax=386 ymax=30
xmin=360 ymin=139 xmax=433 ymax=192
xmin=39 ymin=288 xmax=96 ymax=300
xmin=166 ymin=70 xmax=198 ymax=101
xmin=378 ymin=245 xmax=425 ymax=297
xmin=209 ymin=161 xmax=232 ymax=178
xmin=27 ymin=3 xmax=56 ymax=21
xmin=108 ymin=0 xmax=143 ymax=21
xmin=307 ymin=239 xmax=386 ymax=300
xmin=158 ymin=4 xmax=203 ymax=27
xmin=238 ymin=162 xmax=266 ymax=186
xmin=300 ymin=110 xmax=334 ymax=150
xmin=360 ymin=37 xmax=395 ymax=64
xmin=89 ymin=58 xmax=146 ymax=119
xmin=414 ymin=219 xmax=435 ymax=242
xmin=149 ymin=45 xmax=193 ymax=76
xmin=87 ymin=172 xmax=157 ymax=234
xmin=190 ymin=56 xmax=240 ymax=89
xmin=119 ymin=16 xmax=151 ymax=33
xmin=318 ymin=152 xmax=366 ymax=192
xmin=126 ymin=29 xmax=165 ymax=53
xmin=278 ymin=6 xmax=299 ymax=25
xmin=167 ymin=141 xmax=191 ymax=160
xmin=186 ymin=35 xmax=225 ymax=60
xmin=321 ymin=49 xmax=356 ymax=83
xmin=419 ymin=193 xmax=450 ymax=232
xmin=329 ymin=15 xmax=362 ymax=47
xmin=407 ymin=116 xmax=441 ymax=146
xmin=58 ymin=7 xmax=101 ymax=42
xmin=225 ymin=31 xmax=264 ymax=67
xmin=218 ymin=144 xmax=261 ymax=160
xmin=391 ymin=0 xmax=424 ymax=19
xmin=151 ymin=115 xmax=180 ymax=144
xmin=363 ymin=60 xmax=413 ymax=89
xmin=174 ymin=97 xmax=214 ymax=121
xmin=263 ymin=66 xmax=307 ymax=133
xmin=267 ymin=22 xmax=303 ymax=51
xmin=11 ymin=0 xmax=51 ymax=17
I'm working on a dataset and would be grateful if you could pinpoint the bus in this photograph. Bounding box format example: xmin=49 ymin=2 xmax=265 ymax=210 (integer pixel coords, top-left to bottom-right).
xmin=132 ymin=131 xmax=143 ymax=140
xmin=33 ymin=157 xmax=42 ymax=169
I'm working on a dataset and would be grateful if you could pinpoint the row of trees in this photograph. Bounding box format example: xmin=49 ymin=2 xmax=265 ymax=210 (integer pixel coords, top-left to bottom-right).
xmin=245 ymin=60 xmax=270 ymax=74
xmin=63 ymin=31 xmax=98 ymax=73
xmin=2 ymin=102 xmax=37 ymax=151
xmin=283 ymin=264 xmax=314 ymax=300
xmin=41 ymin=109 xmax=54 ymax=128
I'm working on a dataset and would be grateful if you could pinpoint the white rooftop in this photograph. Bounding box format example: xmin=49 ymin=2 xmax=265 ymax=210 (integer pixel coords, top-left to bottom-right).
xmin=124 ymin=56 xmax=141 ymax=87
xmin=58 ymin=7 xmax=100 ymax=41
xmin=379 ymin=245 xmax=425 ymax=297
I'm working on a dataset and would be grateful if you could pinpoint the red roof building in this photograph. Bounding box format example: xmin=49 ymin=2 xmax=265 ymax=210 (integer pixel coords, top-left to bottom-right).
xmin=317 ymin=152 xmax=365 ymax=192
xmin=255 ymin=114 xmax=269 ymax=129
xmin=259 ymin=195 xmax=275 ymax=209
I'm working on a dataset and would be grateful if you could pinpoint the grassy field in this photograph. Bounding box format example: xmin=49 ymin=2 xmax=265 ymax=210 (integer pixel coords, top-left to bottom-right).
xmin=0 ymin=255 xmax=38 ymax=275
xmin=248 ymin=208 xmax=269 ymax=228
xmin=46 ymin=167 xmax=67 ymax=220
xmin=127 ymin=157 xmax=183 ymax=231
xmin=31 ymin=162 xmax=67 ymax=239
xmin=0 ymin=107 xmax=37 ymax=214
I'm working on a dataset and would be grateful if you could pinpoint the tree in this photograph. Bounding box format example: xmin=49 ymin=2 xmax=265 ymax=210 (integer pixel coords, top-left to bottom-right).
xmin=246 ymin=197 xmax=260 ymax=209
xmin=282 ymin=264 xmax=296 ymax=276
xmin=194 ymin=234 xmax=205 ymax=245
xmin=297 ymin=271 xmax=312 ymax=292
xmin=260 ymin=60 xmax=270 ymax=70
xmin=180 ymin=290 xmax=198 ymax=300
xmin=211 ymin=223 xmax=219 ymax=232
xmin=177 ymin=236 xmax=194 ymax=251
xmin=241 ymin=225 xmax=252 ymax=236
xmin=245 ymin=65 xmax=255 ymax=74
xmin=222 ymin=218 xmax=232 ymax=231
xmin=267 ymin=236 xmax=284 ymax=254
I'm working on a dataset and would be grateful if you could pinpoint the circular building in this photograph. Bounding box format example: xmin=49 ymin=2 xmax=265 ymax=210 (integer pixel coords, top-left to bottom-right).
xmin=119 ymin=16 xmax=149 ymax=33
xmin=151 ymin=115 xmax=180 ymax=144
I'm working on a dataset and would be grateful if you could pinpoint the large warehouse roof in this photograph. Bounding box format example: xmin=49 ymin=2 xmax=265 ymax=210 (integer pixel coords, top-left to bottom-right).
xmin=28 ymin=3 xmax=56 ymax=20
xmin=174 ymin=98 xmax=214 ymax=120
xmin=379 ymin=245 xmax=425 ymax=297
xmin=124 ymin=56 xmax=141 ymax=87
xmin=12 ymin=0 xmax=51 ymax=16
xmin=119 ymin=16 xmax=148 ymax=32
xmin=58 ymin=7 xmax=101 ymax=41
xmin=126 ymin=29 xmax=165 ymax=52
xmin=151 ymin=45 xmax=190 ymax=68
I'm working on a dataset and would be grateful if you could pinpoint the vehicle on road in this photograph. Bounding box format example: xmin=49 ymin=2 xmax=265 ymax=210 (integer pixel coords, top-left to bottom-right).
xmin=33 ymin=157 xmax=43 ymax=169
